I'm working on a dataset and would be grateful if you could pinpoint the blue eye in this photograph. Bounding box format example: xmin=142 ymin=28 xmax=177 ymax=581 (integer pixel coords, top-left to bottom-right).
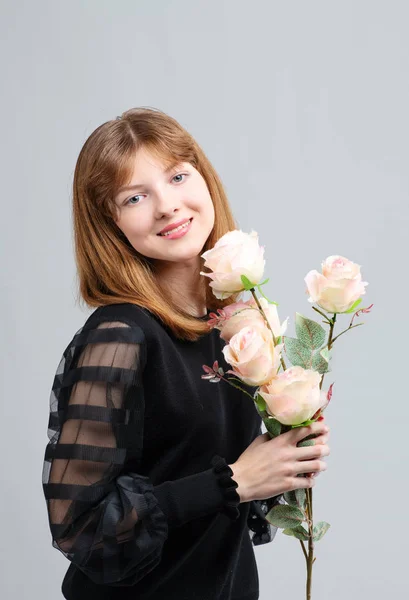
xmin=124 ymin=173 xmax=187 ymax=206
xmin=126 ymin=195 xmax=142 ymax=206
xmin=172 ymin=173 xmax=186 ymax=183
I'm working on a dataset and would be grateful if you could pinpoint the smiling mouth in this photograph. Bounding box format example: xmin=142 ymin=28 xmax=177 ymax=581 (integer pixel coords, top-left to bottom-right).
xmin=157 ymin=218 xmax=193 ymax=236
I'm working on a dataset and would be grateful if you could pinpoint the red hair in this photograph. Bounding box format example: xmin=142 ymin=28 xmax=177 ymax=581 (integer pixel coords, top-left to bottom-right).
xmin=72 ymin=107 xmax=242 ymax=341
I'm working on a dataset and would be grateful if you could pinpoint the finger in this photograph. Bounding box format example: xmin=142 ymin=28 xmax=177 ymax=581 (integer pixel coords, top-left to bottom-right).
xmin=295 ymin=443 xmax=330 ymax=461
xmin=318 ymin=416 xmax=331 ymax=434
xmin=294 ymin=476 xmax=316 ymax=489
xmin=311 ymin=433 xmax=329 ymax=445
xmin=292 ymin=422 xmax=328 ymax=443
xmin=294 ymin=459 xmax=327 ymax=475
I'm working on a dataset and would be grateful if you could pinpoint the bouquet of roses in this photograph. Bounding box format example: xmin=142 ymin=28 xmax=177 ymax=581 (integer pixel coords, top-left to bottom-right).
xmin=200 ymin=230 xmax=373 ymax=600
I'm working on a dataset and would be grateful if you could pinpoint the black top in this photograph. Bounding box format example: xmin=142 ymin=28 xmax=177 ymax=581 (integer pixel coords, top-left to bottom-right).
xmin=42 ymin=303 xmax=284 ymax=600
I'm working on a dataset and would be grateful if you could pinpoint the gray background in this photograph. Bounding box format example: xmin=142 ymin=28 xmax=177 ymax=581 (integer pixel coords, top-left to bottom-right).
xmin=1 ymin=0 xmax=407 ymax=598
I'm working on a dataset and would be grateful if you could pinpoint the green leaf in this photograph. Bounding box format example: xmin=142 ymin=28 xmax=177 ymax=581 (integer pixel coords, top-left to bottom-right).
xmin=255 ymin=393 xmax=267 ymax=413
xmin=295 ymin=313 xmax=327 ymax=350
xmin=282 ymin=525 xmax=309 ymax=541
xmin=265 ymin=504 xmax=305 ymax=529
xmin=291 ymin=419 xmax=315 ymax=429
xmin=295 ymin=488 xmax=307 ymax=509
xmin=297 ymin=437 xmax=315 ymax=448
xmin=343 ymin=298 xmax=363 ymax=314
xmin=311 ymin=347 xmax=332 ymax=374
xmin=320 ymin=347 xmax=330 ymax=361
xmin=312 ymin=521 xmax=331 ymax=542
xmin=259 ymin=278 xmax=270 ymax=286
xmin=283 ymin=491 xmax=298 ymax=507
xmin=296 ymin=430 xmax=321 ymax=447
xmin=283 ymin=337 xmax=313 ymax=369
xmin=240 ymin=274 xmax=256 ymax=290
xmin=264 ymin=417 xmax=282 ymax=437
xmin=284 ymin=488 xmax=307 ymax=510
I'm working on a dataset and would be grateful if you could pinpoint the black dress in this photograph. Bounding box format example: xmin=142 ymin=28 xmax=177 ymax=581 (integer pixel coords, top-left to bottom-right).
xmin=42 ymin=303 xmax=284 ymax=600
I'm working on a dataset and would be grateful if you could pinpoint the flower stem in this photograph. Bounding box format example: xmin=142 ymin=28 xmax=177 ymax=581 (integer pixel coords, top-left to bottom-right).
xmin=305 ymin=312 xmax=336 ymax=599
xmin=249 ymin=288 xmax=288 ymax=372
xmin=330 ymin=322 xmax=364 ymax=345
xmin=218 ymin=375 xmax=255 ymax=401
xmin=299 ymin=539 xmax=308 ymax=562
xmin=306 ymin=486 xmax=315 ymax=599
xmin=312 ymin=306 xmax=333 ymax=325
xmin=319 ymin=313 xmax=337 ymax=391
xmin=256 ymin=284 xmax=278 ymax=305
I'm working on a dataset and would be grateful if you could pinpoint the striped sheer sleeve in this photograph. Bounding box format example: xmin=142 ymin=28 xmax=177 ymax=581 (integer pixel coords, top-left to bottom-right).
xmin=42 ymin=319 xmax=168 ymax=586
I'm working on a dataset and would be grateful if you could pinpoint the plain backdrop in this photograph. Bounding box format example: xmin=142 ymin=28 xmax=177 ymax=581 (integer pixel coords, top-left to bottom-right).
xmin=1 ymin=1 xmax=408 ymax=598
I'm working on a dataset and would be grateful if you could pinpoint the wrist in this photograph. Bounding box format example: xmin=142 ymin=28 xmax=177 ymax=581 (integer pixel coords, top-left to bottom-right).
xmin=228 ymin=463 xmax=251 ymax=503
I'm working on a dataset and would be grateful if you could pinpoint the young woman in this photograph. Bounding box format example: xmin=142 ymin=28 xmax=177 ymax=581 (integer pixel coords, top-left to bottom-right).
xmin=42 ymin=107 xmax=330 ymax=600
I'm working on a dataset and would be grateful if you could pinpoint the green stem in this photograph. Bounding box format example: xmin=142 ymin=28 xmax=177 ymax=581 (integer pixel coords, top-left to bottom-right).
xmin=305 ymin=486 xmax=314 ymax=599
xmin=218 ymin=375 xmax=255 ymax=401
xmin=256 ymin=284 xmax=278 ymax=305
xmin=300 ymin=539 xmax=308 ymax=562
xmin=330 ymin=322 xmax=364 ymax=345
xmin=227 ymin=375 xmax=252 ymax=387
xmin=319 ymin=313 xmax=336 ymax=391
xmin=249 ymin=288 xmax=288 ymax=372
xmin=305 ymin=313 xmax=336 ymax=599
xmin=312 ymin=305 xmax=333 ymax=325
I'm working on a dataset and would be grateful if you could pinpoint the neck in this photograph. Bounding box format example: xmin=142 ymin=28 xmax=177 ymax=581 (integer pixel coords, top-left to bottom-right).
xmin=154 ymin=259 xmax=207 ymax=318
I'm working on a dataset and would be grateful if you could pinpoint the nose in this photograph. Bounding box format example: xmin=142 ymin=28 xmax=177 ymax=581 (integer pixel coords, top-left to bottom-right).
xmin=154 ymin=187 xmax=181 ymax=219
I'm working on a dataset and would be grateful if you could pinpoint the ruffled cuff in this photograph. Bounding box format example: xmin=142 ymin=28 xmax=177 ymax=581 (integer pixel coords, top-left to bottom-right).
xmin=210 ymin=455 xmax=241 ymax=521
xmin=153 ymin=456 xmax=241 ymax=530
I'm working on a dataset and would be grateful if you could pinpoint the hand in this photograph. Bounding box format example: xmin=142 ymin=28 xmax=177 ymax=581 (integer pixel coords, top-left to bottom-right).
xmin=230 ymin=419 xmax=330 ymax=503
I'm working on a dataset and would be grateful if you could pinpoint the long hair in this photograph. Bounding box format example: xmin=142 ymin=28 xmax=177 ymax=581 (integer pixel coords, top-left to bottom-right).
xmin=72 ymin=106 xmax=242 ymax=341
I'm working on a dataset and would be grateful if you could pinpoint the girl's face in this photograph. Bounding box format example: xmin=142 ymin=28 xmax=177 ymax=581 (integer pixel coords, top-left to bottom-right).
xmin=114 ymin=146 xmax=215 ymax=264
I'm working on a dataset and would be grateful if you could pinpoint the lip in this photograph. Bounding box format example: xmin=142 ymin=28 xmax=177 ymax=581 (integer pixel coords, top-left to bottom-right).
xmin=157 ymin=218 xmax=192 ymax=236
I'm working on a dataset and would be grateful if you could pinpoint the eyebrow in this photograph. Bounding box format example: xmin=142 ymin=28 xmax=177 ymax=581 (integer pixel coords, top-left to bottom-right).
xmin=117 ymin=161 xmax=183 ymax=194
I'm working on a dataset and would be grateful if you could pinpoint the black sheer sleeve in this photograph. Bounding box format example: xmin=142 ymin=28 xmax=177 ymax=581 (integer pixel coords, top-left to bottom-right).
xmin=42 ymin=319 xmax=168 ymax=586
xmin=247 ymin=496 xmax=286 ymax=546
xmin=43 ymin=316 xmax=242 ymax=586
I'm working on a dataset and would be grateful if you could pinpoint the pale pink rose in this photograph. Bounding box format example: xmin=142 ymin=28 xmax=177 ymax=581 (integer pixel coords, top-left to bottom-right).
xmin=222 ymin=326 xmax=283 ymax=386
xmin=218 ymin=297 xmax=288 ymax=343
xmin=259 ymin=366 xmax=327 ymax=425
xmin=305 ymin=255 xmax=368 ymax=314
xmin=200 ymin=230 xmax=265 ymax=299
xmin=322 ymin=255 xmax=361 ymax=280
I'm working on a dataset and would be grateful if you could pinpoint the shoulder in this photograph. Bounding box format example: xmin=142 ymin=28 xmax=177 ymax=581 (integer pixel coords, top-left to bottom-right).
xmin=81 ymin=303 xmax=164 ymax=340
xmin=85 ymin=303 xmax=147 ymax=326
